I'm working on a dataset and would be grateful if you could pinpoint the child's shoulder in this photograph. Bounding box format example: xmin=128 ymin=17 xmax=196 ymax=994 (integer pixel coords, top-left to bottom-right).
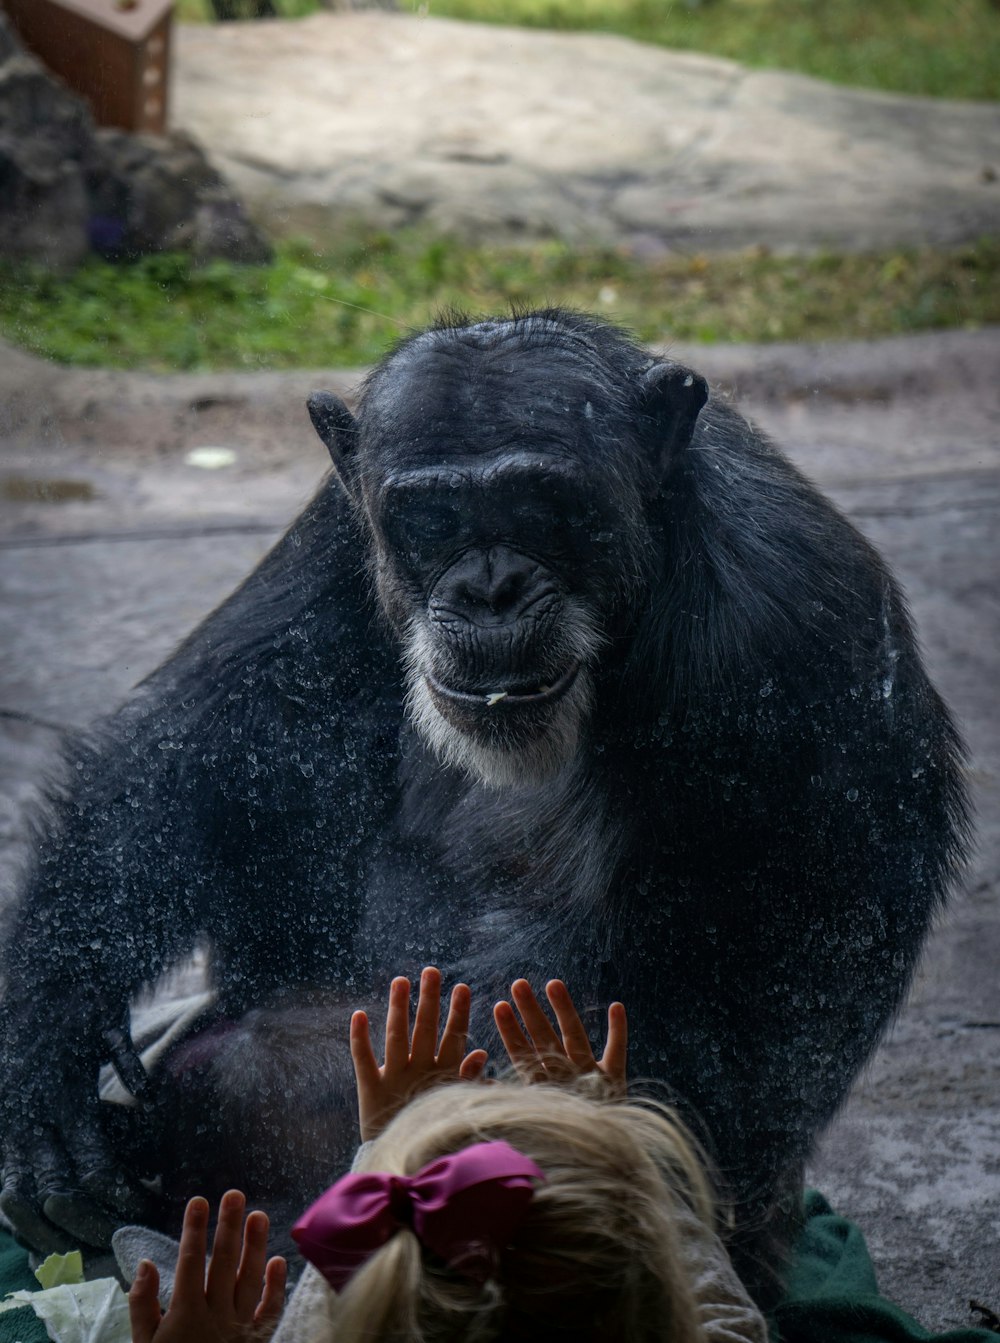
xmin=669 ymin=1205 xmax=767 ymax=1343
xmin=271 ymin=1265 xmax=338 ymax=1343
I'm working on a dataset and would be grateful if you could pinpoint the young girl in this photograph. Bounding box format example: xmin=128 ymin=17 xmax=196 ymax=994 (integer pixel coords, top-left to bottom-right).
xmin=128 ymin=971 xmax=766 ymax=1343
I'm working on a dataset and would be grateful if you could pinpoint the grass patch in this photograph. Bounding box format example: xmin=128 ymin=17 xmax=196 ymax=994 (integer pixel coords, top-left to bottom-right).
xmin=176 ymin=0 xmax=1000 ymax=101
xmin=0 ymin=234 xmax=996 ymax=372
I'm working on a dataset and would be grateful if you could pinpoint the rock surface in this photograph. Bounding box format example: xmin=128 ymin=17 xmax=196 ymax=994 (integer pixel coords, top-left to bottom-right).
xmin=0 ymin=16 xmax=94 ymax=269
xmin=0 ymin=15 xmax=270 ymax=269
xmin=87 ymin=128 xmax=272 ymax=264
xmin=173 ymin=12 xmax=1000 ymax=251
xmin=1 ymin=328 xmax=998 ymax=1326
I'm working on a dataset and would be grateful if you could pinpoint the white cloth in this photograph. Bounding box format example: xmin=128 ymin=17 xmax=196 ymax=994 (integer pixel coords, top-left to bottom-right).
xmin=98 ymin=990 xmax=217 ymax=1107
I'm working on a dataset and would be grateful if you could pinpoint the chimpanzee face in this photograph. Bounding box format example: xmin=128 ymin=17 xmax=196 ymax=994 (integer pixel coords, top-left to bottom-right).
xmin=307 ymin=316 xmax=707 ymax=789
xmin=372 ymin=446 xmax=619 ymax=789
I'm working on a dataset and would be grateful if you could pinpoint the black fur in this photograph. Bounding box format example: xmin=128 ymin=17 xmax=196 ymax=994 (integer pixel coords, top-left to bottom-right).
xmin=0 ymin=311 xmax=969 ymax=1302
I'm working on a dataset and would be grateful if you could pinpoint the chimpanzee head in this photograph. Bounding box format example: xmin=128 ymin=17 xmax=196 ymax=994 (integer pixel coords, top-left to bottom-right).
xmin=308 ymin=310 xmax=707 ymax=789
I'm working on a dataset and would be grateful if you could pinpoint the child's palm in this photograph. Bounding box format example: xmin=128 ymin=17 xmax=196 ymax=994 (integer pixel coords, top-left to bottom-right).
xmin=350 ymin=968 xmax=488 ymax=1141
xmin=494 ymin=979 xmax=627 ymax=1095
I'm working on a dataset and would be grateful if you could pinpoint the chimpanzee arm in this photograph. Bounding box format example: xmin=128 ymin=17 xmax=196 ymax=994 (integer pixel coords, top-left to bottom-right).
xmin=0 ymin=726 xmax=215 ymax=1251
xmin=0 ymin=480 xmax=400 ymax=1251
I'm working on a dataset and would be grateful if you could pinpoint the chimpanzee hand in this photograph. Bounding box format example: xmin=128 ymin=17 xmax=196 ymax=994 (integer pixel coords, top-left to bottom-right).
xmin=349 ymin=966 xmax=489 ymax=1142
xmin=493 ymin=978 xmax=628 ymax=1096
xmin=0 ymin=1054 xmax=158 ymax=1254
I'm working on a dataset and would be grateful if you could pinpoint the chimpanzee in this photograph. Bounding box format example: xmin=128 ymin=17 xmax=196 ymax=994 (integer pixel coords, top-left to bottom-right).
xmin=0 ymin=310 xmax=969 ymax=1304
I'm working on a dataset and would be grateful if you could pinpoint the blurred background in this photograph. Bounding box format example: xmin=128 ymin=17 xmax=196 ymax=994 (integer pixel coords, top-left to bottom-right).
xmin=0 ymin=0 xmax=997 ymax=364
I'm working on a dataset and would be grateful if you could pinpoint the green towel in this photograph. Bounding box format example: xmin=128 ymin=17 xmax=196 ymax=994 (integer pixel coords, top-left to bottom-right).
xmin=0 ymin=1232 xmax=47 ymax=1343
xmin=771 ymin=1191 xmax=996 ymax=1343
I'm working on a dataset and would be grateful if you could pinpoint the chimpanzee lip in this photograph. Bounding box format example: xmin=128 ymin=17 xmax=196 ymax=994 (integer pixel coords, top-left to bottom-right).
xmin=427 ymin=661 xmax=581 ymax=710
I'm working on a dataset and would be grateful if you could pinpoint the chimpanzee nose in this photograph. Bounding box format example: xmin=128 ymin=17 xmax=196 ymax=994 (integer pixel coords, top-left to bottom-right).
xmin=445 ymin=546 xmax=546 ymax=624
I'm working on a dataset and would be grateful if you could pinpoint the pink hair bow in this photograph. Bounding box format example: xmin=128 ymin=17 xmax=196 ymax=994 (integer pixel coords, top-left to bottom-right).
xmin=291 ymin=1140 xmax=545 ymax=1290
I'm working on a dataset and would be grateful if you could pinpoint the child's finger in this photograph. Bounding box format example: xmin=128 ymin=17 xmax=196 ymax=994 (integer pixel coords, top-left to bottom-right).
xmin=255 ymin=1256 xmax=288 ymax=1327
xmin=410 ymin=966 xmax=442 ymax=1064
xmin=545 ymin=979 xmax=597 ymax=1068
xmin=383 ymin=977 xmax=411 ymax=1073
xmin=172 ymin=1196 xmax=210 ymax=1304
xmin=436 ymin=982 xmax=471 ymax=1068
xmin=600 ymin=1001 xmax=629 ymax=1087
xmin=127 ymin=1260 xmax=162 ymax=1343
xmin=349 ymin=1010 xmax=381 ymax=1093
xmin=206 ymin=1189 xmax=246 ymax=1309
xmin=459 ymin=1047 xmax=489 ymax=1080
xmin=234 ymin=1209 xmax=270 ymax=1322
xmin=511 ymin=979 xmax=564 ymax=1057
xmin=494 ymin=1000 xmax=545 ymax=1083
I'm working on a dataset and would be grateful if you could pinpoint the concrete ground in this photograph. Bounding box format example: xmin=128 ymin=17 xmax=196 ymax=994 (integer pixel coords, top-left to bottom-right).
xmin=172 ymin=12 xmax=1000 ymax=252
xmin=1 ymin=328 xmax=998 ymax=1327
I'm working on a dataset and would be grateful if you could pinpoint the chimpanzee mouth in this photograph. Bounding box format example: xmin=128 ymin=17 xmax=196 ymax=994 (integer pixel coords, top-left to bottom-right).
xmin=427 ymin=661 xmax=582 ymax=711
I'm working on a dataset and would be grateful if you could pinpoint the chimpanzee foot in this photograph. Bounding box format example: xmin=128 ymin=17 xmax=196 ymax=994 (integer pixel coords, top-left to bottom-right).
xmin=41 ymin=1192 xmax=122 ymax=1250
xmin=71 ymin=1109 xmax=158 ymax=1227
xmin=1 ymin=1146 xmax=77 ymax=1254
xmin=0 ymin=1187 xmax=76 ymax=1255
xmin=1 ymin=1114 xmax=157 ymax=1252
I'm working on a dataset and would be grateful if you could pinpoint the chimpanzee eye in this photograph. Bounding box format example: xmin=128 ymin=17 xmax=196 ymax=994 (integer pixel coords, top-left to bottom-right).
xmin=384 ymin=495 xmax=463 ymax=559
xmin=420 ymin=500 xmax=463 ymax=543
xmin=547 ymin=499 xmax=603 ymax=551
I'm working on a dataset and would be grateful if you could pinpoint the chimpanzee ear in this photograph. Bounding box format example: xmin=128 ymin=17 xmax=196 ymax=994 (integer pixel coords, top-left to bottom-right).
xmin=307 ymin=392 xmax=359 ymax=497
xmin=639 ymin=362 xmax=709 ymax=474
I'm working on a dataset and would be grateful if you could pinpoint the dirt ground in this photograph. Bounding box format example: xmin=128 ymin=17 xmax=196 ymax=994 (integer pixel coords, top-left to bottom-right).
xmin=1 ymin=328 xmax=998 ymax=1325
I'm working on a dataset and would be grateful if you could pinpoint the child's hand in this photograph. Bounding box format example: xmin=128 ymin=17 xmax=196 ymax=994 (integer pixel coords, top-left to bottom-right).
xmin=128 ymin=1190 xmax=287 ymax=1343
xmin=494 ymin=979 xmax=628 ymax=1096
xmin=351 ymin=966 xmax=489 ymax=1141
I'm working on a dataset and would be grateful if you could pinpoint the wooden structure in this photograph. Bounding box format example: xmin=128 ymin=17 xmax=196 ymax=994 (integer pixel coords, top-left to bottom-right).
xmin=2 ymin=0 xmax=174 ymax=134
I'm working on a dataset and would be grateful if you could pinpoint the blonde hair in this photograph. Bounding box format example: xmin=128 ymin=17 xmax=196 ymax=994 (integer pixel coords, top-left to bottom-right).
xmin=325 ymin=1078 xmax=716 ymax=1343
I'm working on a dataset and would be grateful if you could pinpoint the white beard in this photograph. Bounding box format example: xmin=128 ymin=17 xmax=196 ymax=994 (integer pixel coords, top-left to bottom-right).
xmin=401 ymin=615 xmax=603 ymax=792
